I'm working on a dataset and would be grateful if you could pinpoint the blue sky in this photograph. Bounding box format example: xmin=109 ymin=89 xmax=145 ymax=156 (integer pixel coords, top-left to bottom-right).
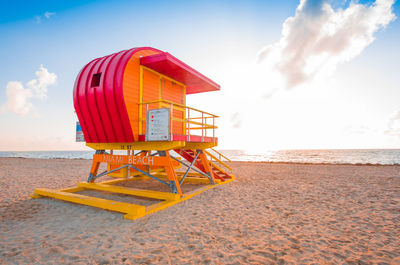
xmin=1 ymin=0 xmax=399 ymax=151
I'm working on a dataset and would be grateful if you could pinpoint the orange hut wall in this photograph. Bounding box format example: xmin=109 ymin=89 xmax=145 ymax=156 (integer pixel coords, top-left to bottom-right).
xmin=122 ymin=49 xmax=185 ymax=140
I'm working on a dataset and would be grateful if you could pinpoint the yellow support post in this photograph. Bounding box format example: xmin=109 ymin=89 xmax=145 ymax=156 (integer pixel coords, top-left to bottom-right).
xmin=164 ymin=152 xmax=183 ymax=196
xmin=198 ymin=151 xmax=215 ymax=184
xmin=89 ymin=160 xmax=100 ymax=183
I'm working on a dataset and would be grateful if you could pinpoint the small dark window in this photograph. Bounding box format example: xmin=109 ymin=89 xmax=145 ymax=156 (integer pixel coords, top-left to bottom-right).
xmin=91 ymin=73 xmax=101 ymax=87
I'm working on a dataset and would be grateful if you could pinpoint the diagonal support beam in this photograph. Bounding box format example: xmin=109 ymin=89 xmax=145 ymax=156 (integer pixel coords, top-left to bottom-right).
xmin=179 ymin=151 xmax=200 ymax=186
xmin=91 ymin=164 xmax=130 ymax=181
xmin=127 ymin=164 xmax=170 ymax=187
xmin=170 ymin=155 xmax=214 ymax=184
xmin=90 ymin=164 xmax=171 ymax=188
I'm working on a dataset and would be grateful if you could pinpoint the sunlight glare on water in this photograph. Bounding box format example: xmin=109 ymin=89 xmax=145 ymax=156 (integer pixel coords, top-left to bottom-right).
xmin=1 ymin=149 xmax=400 ymax=165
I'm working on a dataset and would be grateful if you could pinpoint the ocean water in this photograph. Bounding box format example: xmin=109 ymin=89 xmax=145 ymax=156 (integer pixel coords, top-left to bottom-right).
xmin=219 ymin=149 xmax=400 ymax=165
xmin=0 ymin=149 xmax=399 ymax=165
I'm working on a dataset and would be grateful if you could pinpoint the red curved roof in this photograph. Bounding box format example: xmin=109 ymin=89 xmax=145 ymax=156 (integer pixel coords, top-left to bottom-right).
xmin=73 ymin=47 xmax=162 ymax=143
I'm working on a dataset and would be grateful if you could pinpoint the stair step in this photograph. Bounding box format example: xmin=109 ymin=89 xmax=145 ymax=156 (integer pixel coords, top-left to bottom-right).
xmin=175 ymin=149 xmax=232 ymax=182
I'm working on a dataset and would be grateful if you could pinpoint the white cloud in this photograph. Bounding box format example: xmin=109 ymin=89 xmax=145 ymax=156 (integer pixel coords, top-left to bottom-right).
xmin=26 ymin=65 xmax=57 ymax=99
xmin=230 ymin=112 xmax=242 ymax=129
xmin=35 ymin=16 xmax=41 ymax=24
xmin=35 ymin=11 xmax=56 ymax=23
xmin=257 ymin=0 xmax=396 ymax=89
xmin=44 ymin=12 xmax=56 ymax=19
xmin=1 ymin=82 xmax=33 ymax=116
xmin=1 ymin=65 xmax=57 ymax=116
xmin=385 ymin=110 xmax=400 ymax=138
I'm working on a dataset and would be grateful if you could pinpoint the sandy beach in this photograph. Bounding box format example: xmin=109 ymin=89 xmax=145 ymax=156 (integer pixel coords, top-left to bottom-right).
xmin=0 ymin=158 xmax=399 ymax=264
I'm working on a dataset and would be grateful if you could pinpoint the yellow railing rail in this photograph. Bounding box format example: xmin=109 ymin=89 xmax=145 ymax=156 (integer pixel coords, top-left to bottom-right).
xmin=139 ymin=99 xmax=218 ymax=141
xmin=140 ymin=99 xmax=219 ymax=117
xmin=210 ymin=148 xmax=232 ymax=162
xmin=204 ymin=150 xmax=232 ymax=171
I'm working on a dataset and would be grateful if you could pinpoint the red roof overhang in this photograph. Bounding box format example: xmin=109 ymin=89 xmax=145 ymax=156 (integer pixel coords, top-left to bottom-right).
xmin=140 ymin=52 xmax=220 ymax=94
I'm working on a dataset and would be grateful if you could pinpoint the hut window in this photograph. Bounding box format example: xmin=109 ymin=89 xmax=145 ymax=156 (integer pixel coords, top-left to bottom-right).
xmin=91 ymin=73 xmax=101 ymax=87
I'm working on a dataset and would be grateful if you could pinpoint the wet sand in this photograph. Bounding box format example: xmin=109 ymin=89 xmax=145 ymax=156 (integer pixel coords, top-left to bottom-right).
xmin=0 ymin=158 xmax=399 ymax=264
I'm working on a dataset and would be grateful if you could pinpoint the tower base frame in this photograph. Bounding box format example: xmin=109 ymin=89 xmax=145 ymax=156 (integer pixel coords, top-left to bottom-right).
xmin=31 ymin=149 xmax=234 ymax=220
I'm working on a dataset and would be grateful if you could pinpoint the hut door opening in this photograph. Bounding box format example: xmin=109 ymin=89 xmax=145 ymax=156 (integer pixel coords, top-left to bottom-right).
xmin=140 ymin=67 xmax=186 ymax=137
xmin=141 ymin=68 xmax=160 ymax=134
xmin=161 ymin=78 xmax=185 ymax=135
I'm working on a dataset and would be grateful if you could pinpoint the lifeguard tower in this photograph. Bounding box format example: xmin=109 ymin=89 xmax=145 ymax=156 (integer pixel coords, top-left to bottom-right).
xmin=31 ymin=47 xmax=233 ymax=220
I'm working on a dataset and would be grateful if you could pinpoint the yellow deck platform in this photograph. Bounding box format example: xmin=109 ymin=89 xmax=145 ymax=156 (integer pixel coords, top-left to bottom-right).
xmin=31 ymin=174 xmax=234 ymax=220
